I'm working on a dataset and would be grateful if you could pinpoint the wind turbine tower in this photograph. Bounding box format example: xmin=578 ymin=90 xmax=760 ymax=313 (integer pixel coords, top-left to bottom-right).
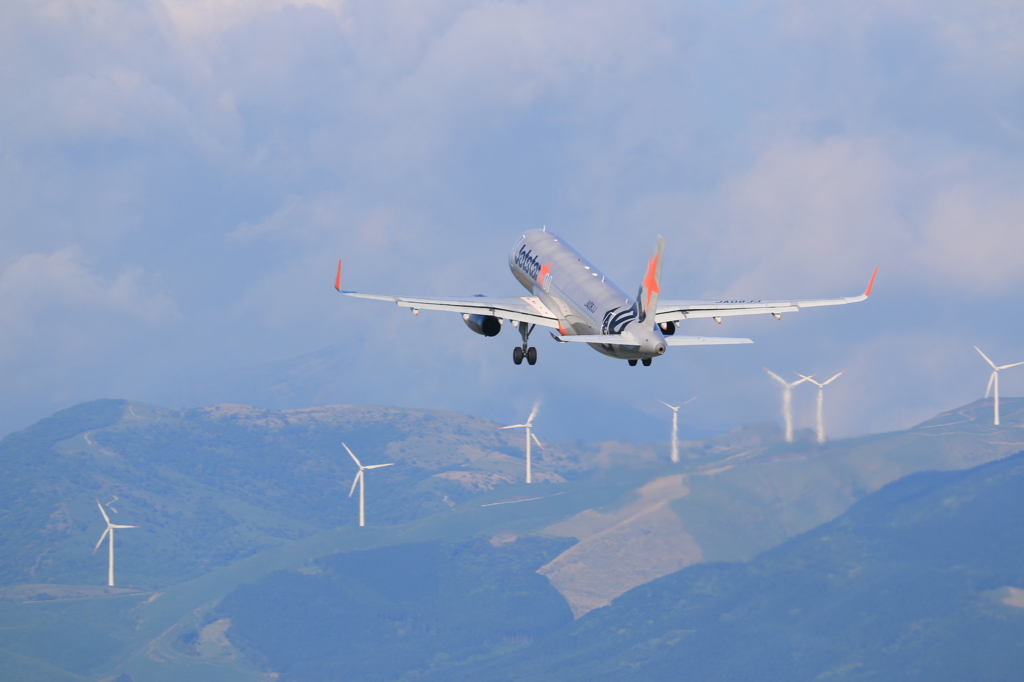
xmin=92 ymin=499 xmax=138 ymax=587
xmin=660 ymin=397 xmax=697 ymax=463
xmin=343 ymin=443 xmax=394 ymax=527
xmin=974 ymin=346 xmax=1024 ymax=426
xmin=499 ymin=401 xmax=543 ymax=483
xmin=764 ymin=368 xmax=812 ymax=442
xmin=795 ymin=371 xmax=845 ymax=443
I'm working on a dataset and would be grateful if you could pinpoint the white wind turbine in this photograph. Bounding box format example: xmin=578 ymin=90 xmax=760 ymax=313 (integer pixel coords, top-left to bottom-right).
xmin=975 ymin=346 xmax=1024 ymax=426
xmin=660 ymin=397 xmax=697 ymax=463
xmin=499 ymin=401 xmax=543 ymax=483
xmin=343 ymin=443 xmax=394 ymax=527
xmin=92 ymin=499 xmax=138 ymax=587
xmin=764 ymin=367 xmax=812 ymax=443
xmin=794 ymin=371 xmax=845 ymax=443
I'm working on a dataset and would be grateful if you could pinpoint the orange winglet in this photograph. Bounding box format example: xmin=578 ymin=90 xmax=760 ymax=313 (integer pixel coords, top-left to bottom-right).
xmin=863 ymin=267 xmax=878 ymax=297
xmin=334 ymin=260 xmax=343 ymax=291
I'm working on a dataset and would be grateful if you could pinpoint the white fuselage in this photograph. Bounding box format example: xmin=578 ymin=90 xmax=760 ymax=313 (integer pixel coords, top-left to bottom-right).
xmin=508 ymin=230 xmax=667 ymax=360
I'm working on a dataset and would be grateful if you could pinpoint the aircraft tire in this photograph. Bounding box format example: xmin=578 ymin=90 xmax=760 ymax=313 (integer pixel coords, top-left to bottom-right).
xmin=526 ymin=347 xmax=537 ymax=365
xmin=642 ymin=358 xmax=652 ymax=366
xmin=513 ymin=347 xmax=524 ymax=365
xmin=628 ymin=359 xmax=638 ymax=366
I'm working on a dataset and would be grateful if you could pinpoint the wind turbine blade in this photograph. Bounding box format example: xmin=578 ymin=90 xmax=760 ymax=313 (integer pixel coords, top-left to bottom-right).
xmin=342 ymin=442 xmax=363 ymax=468
xmin=531 ymin=432 xmax=544 ymax=450
xmin=682 ymin=396 xmax=697 ymax=406
xmin=793 ymin=373 xmax=818 ymax=386
xmin=110 ymin=524 xmax=139 ymax=529
xmin=364 ymin=463 xmax=394 ymax=469
xmin=821 ymin=371 xmax=846 ymax=386
xmin=499 ymin=424 xmax=528 ymax=430
xmin=975 ymin=346 xmax=998 ymax=370
xmin=763 ymin=367 xmax=786 ymax=385
xmin=527 ymin=400 xmax=541 ymax=425
xmin=986 ymin=371 xmax=996 ymax=399
xmin=659 ymin=400 xmax=679 ymax=410
xmin=93 ymin=527 xmax=110 ymax=554
xmin=997 ymin=361 xmax=1024 ymax=370
xmin=348 ymin=470 xmax=362 ymax=498
xmin=96 ymin=499 xmax=111 ymax=525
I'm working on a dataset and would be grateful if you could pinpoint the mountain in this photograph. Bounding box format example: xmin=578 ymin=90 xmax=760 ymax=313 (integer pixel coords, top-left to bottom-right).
xmin=0 ymin=397 xmax=1022 ymax=680
xmin=437 ymin=448 xmax=1024 ymax=681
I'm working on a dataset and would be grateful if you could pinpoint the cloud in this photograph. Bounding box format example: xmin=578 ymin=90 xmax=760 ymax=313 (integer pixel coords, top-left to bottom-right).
xmin=0 ymin=247 xmax=178 ymax=334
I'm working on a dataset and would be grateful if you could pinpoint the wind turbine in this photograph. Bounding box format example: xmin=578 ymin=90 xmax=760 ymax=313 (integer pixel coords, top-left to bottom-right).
xmin=499 ymin=401 xmax=543 ymax=483
xmin=343 ymin=443 xmax=394 ymax=527
xmin=660 ymin=397 xmax=697 ymax=463
xmin=975 ymin=346 xmax=1024 ymax=426
xmin=794 ymin=371 xmax=844 ymax=443
xmin=764 ymin=368 xmax=812 ymax=442
xmin=92 ymin=499 xmax=138 ymax=587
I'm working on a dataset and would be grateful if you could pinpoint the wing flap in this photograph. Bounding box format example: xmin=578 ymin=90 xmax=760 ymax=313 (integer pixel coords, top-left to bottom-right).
xmin=342 ymin=291 xmax=561 ymax=328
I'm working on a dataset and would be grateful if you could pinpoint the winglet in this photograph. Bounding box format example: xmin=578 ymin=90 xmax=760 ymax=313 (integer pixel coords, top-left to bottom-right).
xmin=863 ymin=267 xmax=878 ymax=297
xmin=334 ymin=260 xmax=343 ymax=291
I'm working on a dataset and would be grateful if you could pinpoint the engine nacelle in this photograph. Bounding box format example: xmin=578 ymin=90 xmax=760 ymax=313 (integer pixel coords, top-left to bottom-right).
xmin=659 ymin=320 xmax=676 ymax=336
xmin=463 ymin=314 xmax=502 ymax=337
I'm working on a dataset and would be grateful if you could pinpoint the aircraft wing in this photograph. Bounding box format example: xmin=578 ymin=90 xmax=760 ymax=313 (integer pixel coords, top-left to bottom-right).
xmin=655 ymin=267 xmax=877 ymax=324
xmin=341 ymin=291 xmax=562 ymax=328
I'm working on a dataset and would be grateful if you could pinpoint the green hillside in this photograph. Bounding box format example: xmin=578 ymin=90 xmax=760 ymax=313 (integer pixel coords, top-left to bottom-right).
xmin=432 ymin=447 xmax=1024 ymax=681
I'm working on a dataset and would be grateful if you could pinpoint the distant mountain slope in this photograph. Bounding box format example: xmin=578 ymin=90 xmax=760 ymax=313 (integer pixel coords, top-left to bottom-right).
xmin=442 ymin=448 xmax=1024 ymax=682
xmin=0 ymin=399 xmax=619 ymax=588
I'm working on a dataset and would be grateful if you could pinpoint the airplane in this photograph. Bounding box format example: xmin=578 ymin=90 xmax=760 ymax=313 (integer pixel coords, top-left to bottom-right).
xmin=336 ymin=229 xmax=877 ymax=367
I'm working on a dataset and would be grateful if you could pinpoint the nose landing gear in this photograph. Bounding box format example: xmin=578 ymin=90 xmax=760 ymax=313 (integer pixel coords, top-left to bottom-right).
xmin=627 ymin=358 xmax=653 ymax=367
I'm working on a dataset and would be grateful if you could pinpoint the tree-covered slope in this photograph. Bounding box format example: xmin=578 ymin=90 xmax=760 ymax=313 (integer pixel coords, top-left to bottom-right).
xmin=441 ymin=449 xmax=1024 ymax=682
xmin=217 ymin=536 xmax=575 ymax=681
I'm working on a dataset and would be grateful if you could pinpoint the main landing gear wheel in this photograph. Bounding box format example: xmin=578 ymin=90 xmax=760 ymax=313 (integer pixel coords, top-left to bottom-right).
xmin=628 ymin=359 xmax=638 ymax=366
xmin=642 ymin=358 xmax=652 ymax=367
xmin=513 ymin=322 xmax=537 ymax=366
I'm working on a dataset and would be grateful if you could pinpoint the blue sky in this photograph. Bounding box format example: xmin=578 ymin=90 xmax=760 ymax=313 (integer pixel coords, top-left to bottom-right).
xmin=1 ymin=0 xmax=1023 ymax=442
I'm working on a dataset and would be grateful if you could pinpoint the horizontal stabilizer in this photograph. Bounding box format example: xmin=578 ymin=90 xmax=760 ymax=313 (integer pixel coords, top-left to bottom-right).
xmin=666 ymin=336 xmax=753 ymax=346
xmin=551 ymin=332 xmax=639 ymax=346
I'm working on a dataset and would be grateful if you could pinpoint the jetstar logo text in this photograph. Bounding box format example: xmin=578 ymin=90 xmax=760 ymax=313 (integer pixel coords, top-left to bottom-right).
xmin=515 ymin=246 xmax=542 ymax=281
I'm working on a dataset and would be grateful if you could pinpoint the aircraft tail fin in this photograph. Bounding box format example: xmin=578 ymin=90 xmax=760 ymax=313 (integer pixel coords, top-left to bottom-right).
xmin=636 ymin=235 xmax=665 ymax=326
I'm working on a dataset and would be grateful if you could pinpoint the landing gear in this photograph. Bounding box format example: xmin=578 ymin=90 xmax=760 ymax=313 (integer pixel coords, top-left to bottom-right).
xmin=513 ymin=323 xmax=537 ymax=366
xmin=642 ymin=358 xmax=652 ymax=367
xmin=628 ymin=359 xmax=638 ymax=366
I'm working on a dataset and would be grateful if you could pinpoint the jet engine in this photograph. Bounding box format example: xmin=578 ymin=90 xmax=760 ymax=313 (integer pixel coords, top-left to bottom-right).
xmin=463 ymin=314 xmax=502 ymax=337
xmin=659 ymin=320 xmax=676 ymax=336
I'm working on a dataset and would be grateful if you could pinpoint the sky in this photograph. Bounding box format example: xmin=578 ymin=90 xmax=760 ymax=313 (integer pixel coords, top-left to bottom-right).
xmin=1 ymin=0 xmax=1023 ymax=442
